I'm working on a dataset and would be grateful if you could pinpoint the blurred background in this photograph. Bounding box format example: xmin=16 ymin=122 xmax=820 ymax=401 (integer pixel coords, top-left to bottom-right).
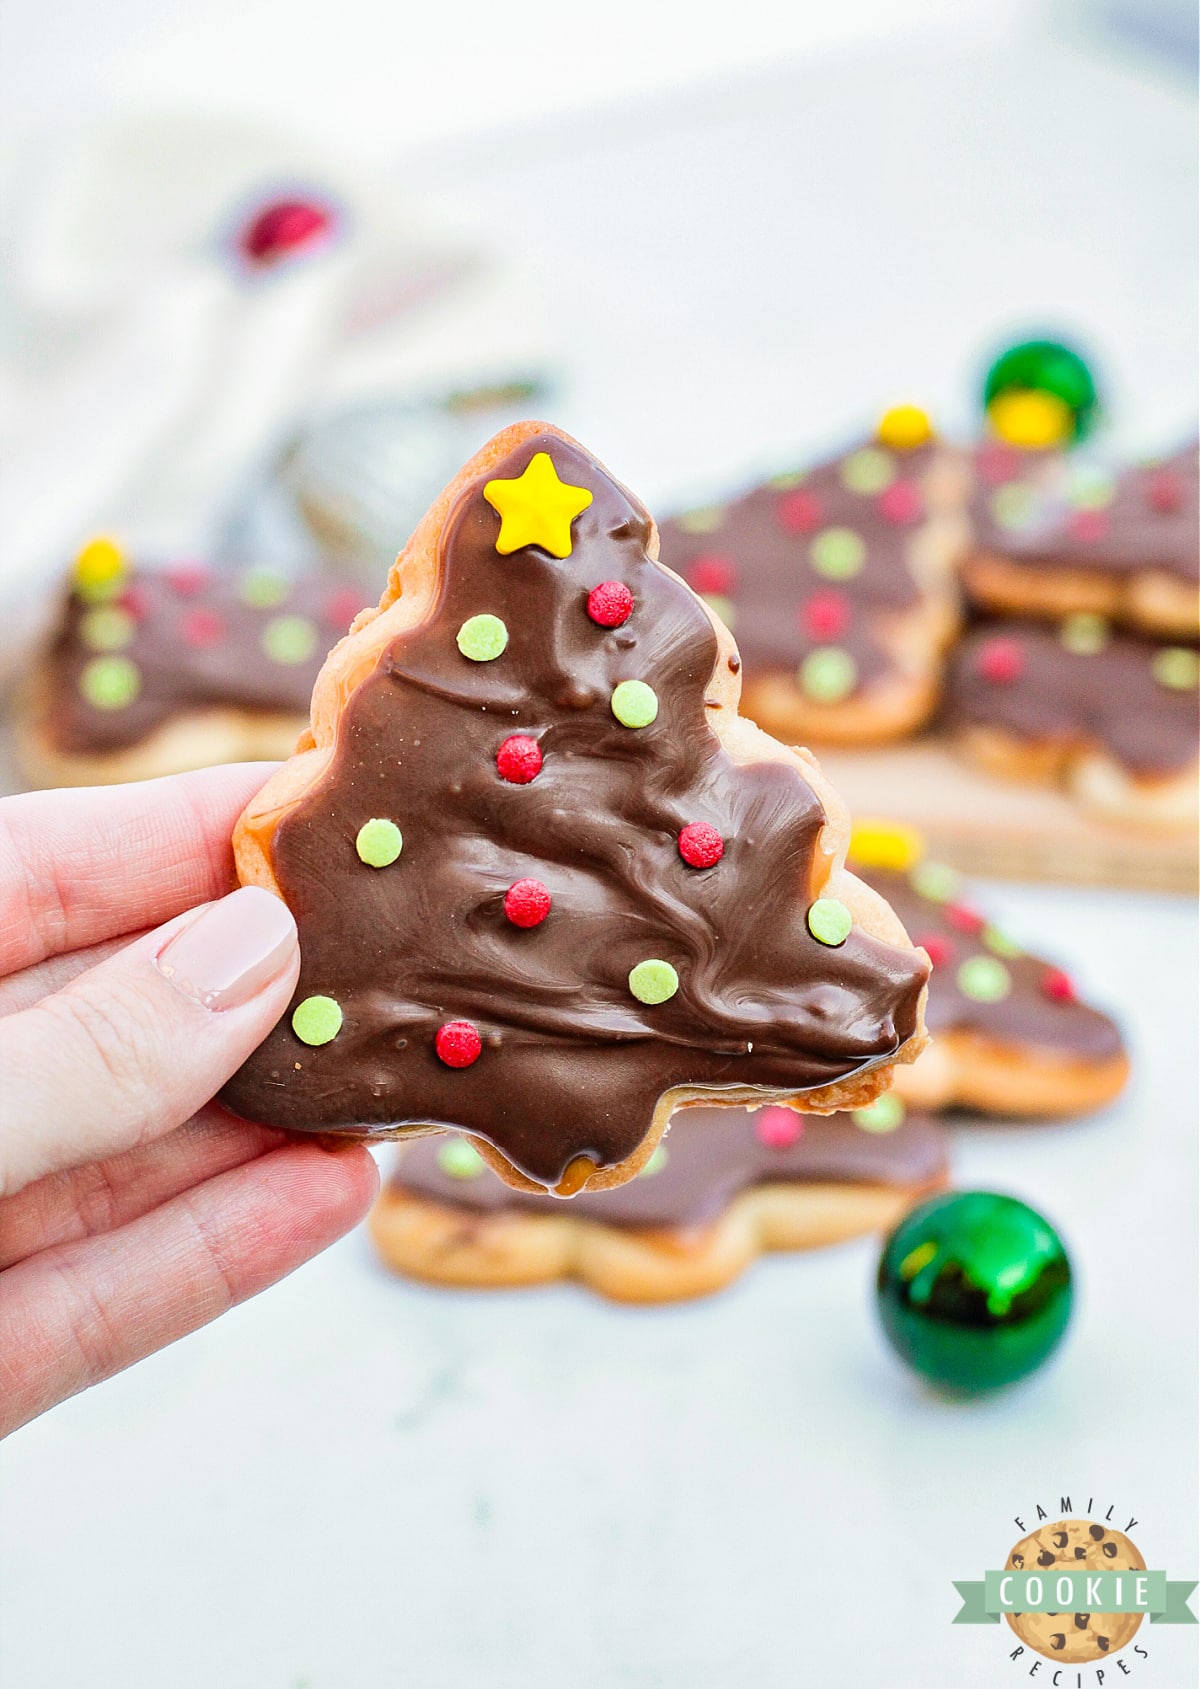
xmin=0 ymin=3 xmax=1196 ymax=1686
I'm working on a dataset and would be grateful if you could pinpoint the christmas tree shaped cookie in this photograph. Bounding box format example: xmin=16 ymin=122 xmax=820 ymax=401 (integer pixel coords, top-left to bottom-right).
xmin=223 ymin=424 xmax=929 ymax=1194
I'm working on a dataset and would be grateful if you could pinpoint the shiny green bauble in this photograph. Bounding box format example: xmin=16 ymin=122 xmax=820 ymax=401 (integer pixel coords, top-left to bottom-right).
xmin=983 ymin=338 xmax=1099 ymax=440
xmin=876 ymin=1191 xmax=1073 ymax=1394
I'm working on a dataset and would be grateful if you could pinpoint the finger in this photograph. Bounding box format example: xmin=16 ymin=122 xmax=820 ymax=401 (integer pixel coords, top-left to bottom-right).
xmin=0 ymin=1141 xmax=379 ymax=1438
xmin=0 ymin=931 xmax=150 ymax=1018
xmin=0 ymin=1109 xmax=285 ymax=1269
xmin=0 ymin=886 xmax=299 ymax=1200
xmin=0 ymin=762 xmax=277 ymax=976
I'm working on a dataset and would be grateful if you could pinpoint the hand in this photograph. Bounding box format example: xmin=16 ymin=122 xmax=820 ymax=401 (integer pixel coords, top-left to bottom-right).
xmin=0 ymin=765 xmax=378 ymax=1437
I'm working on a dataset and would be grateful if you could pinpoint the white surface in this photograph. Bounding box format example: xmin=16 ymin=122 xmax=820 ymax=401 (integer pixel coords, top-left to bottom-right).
xmin=2 ymin=18 xmax=1198 ymax=1689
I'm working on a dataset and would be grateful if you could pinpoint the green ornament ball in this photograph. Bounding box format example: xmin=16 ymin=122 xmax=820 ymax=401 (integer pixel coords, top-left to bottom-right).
xmin=982 ymin=337 xmax=1100 ymax=441
xmin=876 ymin=1191 xmax=1073 ymax=1394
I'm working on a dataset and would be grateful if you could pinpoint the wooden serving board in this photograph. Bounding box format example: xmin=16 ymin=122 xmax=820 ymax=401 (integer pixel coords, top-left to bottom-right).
xmin=819 ymin=738 xmax=1198 ymax=894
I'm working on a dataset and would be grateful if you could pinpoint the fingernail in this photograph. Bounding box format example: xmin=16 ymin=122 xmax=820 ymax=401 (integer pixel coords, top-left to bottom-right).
xmin=155 ymin=886 xmax=298 ymax=1012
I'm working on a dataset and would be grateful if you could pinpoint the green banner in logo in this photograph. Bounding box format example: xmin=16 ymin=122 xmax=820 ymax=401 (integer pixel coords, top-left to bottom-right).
xmin=953 ymin=1574 xmax=1197 ymax=1625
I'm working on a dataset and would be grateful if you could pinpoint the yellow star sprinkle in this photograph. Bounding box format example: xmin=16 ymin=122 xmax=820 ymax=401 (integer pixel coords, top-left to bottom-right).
xmin=483 ymin=452 xmax=593 ymax=559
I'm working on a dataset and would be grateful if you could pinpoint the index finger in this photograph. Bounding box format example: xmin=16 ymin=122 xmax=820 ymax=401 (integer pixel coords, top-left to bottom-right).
xmin=0 ymin=763 xmax=275 ymax=977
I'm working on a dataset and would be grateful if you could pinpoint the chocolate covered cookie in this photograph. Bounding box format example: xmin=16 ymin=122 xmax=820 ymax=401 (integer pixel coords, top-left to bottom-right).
xmin=223 ymin=422 xmax=930 ymax=1194
xmin=656 ymin=407 xmax=968 ymax=745
xmin=371 ymin=1103 xmax=949 ymax=1301
xmin=1006 ymin=1520 xmax=1145 ymax=1664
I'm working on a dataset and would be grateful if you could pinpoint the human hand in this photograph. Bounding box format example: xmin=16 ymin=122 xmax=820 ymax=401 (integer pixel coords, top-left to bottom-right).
xmin=0 ymin=765 xmax=378 ymax=1437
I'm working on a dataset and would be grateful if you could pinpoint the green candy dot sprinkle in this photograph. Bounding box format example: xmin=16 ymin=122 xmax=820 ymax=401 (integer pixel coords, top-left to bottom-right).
xmin=989 ymin=483 xmax=1040 ymax=531
xmin=629 ymin=958 xmax=679 ymax=1005
xmin=810 ymin=526 xmax=866 ymax=580
xmin=807 ymin=897 xmax=853 ymax=947
xmin=438 ymin=1139 xmax=485 ymax=1179
xmin=456 ymin=613 xmax=509 ymax=662
xmin=799 ymin=646 xmax=857 ymax=702
xmin=910 ymin=859 xmax=961 ymax=903
xmin=355 ymin=818 xmax=403 ymax=867
xmin=79 ymin=654 xmax=141 ymax=710
xmin=611 ymin=679 xmax=659 ymax=728
xmin=983 ymin=924 xmax=1023 ymax=958
xmin=80 ymin=605 xmax=136 ymax=652
xmin=840 ymin=446 xmax=895 ymax=495
xmin=677 ymin=506 xmax=724 ymax=535
xmin=766 ymin=469 xmax=806 ymax=491
xmin=639 ymin=1144 xmax=669 ymax=1177
xmin=239 ymin=565 xmax=290 ymax=608
xmin=291 ymin=994 xmax=343 ymax=1046
xmin=852 ymin=1093 xmax=906 ymax=1134
xmin=262 ymin=614 xmax=317 ymax=665
xmin=1067 ymin=463 xmax=1116 ymax=509
xmin=1059 ymin=611 xmax=1110 ymax=654
xmin=957 ymin=956 xmax=1011 ymax=1003
xmin=1151 ymin=646 xmax=1199 ymax=691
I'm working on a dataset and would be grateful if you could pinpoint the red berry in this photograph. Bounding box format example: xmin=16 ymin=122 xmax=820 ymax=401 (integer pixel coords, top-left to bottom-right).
xmin=166 ymin=561 xmax=211 ymax=597
xmin=877 ymin=480 xmax=924 ymax=525
xmin=324 ymin=587 xmax=363 ymax=630
xmin=801 ymin=589 xmax=850 ymax=640
xmin=504 ymin=878 xmax=552 ymax=927
xmin=917 ymin=933 xmax=954 ymax=968
xmin=586 ymin=580 xmax=633 ymax=627
xmin=756 ymin=1106 xmax=803 ymax=1149
xmin=1042 ymin=967 xmax=1077 ymax=1003
xmin=678 ymin=822 xmax=724 ymax=868
xmin=688 ymin=554 xmax=737 ymax=596
xmin=945 ymin=903 xmax=985 ymax=936
xmin=496 ymin=735 xmax=543 ymax=784
xmin=180 ymin=608 xmax=225 ymax=649
xmin=977 ymin=637 xmax=1024 ymax=684
xmin=1068 ymin=508 xmax=1107 ymax=543
xmin=777 ymin=489 xmax=822 ymax=533
xmin=435 ymin=1021 xmax=482 ymax=1067
xmin=1145 ymin=469 xmax=1184 ymax=514
xmin=239 ymin=197 xmax=335 ymax=266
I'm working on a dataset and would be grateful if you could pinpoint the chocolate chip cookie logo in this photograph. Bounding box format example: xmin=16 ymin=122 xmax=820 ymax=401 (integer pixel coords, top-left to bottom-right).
xmin=953 ymin=1501 xmax=1196 ymax=1680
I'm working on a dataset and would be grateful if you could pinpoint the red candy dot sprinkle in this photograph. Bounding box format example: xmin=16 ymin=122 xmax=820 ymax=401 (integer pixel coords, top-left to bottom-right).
xmin=324 ymin=587 xmax=363 ymax=630
xmin=801 ymin=588 xmax=851 ymax=640
xmin=777 ymin=489 xmax=823 ymax=534
xmin=435 ymin=1021 xmax=482 ymax=1067
xmin=239 ymin=197 xmax=335 ymax=266
xmin=1145 ymin=469 xmax=1184 ymax=514
xmin=165 ymin=562 xmax=211 ymax=597
xmin=688 ymin=554 xmax=737 ymax=596
xmin=180 ymin=608 xmax=225 ymax=649
xmin=504 ymin=878 xmax=552 ymax=927
xmin=1068 ymin=508 xmax=1108 ymax=543
xmin=1041 ymin=967 xmax=1077 ymax=1003
xmin=877 ymin=480 xmax=924 ymax=525
xmin=586 ymin=580 xmax=634 ymax=627
xmin=976 ymin=441 xmax=1022 ymax=485
xmin=977 ymin=637 xmax=1024 ymax=684
xmin=117 ymin=585 xmax=150 ymax=622
xmin=918 ymin=933 xmax=955 ymax=968
xmin=756 ymin=1107 xmax=803 ymax=1149
xmin=945 ymin=903 xmax=986 ymax=936
xmin=496 ymin=735 xmax=543 ymax=784
xmin=678 ymin=822 xmax=724 ymax=868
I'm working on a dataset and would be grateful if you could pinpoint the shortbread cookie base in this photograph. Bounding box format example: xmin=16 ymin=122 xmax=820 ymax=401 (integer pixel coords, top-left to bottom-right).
xmin=955 ymin=724 xmax=1199 ymax=831
xmin=894 ymin=1032 xmax=1130 ymax=1117
xmin=964 ymin=551 xmax=1200 ymax=640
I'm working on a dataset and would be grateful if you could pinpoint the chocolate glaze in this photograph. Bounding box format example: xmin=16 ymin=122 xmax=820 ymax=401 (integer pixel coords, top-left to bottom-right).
xmin=392 ymin=1106 xmax=947 ymax=1230
xmin=969 ymin=439 xmax=1199 ymax=585
xmin=42 ymin=563 xmax=362 ymax=754
xmin=656 ymin=436 xmax=941 ymax=702
xmin=942 ymin=620 xmax=1199 ymax=778
xmin=863 ymin=866 xmax=1124 ymax=1060
xmin=223 ymin=433 xmax=928 ymax=1188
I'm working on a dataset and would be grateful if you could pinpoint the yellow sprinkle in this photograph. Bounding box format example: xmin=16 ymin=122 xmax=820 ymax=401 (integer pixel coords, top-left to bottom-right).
xmin=848 ymin=819 xmax=925 ymax=873
xmin=876 ymin=405 xmax=933 ymax=451
xmin=986 ymin=390 xmax=1073 ymax=450
xmin=73 ymin=536 xmax=126 ymax=601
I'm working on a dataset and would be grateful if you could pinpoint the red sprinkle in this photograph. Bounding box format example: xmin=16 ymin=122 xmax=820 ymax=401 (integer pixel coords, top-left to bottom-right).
xmin=801 ymin=588 xmax=851 ymax=640
xmin=165 ymin=562 xmax=211 ymax=597
xmin=324 ymin=587 xmax=363 ymax=630
xmin=976 ymin=441 xmax=1022 ymax=485
xmin=1145 ymin=469 xmax=1184 ymax=514
xmin=496 ymin=735 xmax=543 ymax=784
xmin=586 ymin=580 xmax=634 ymax=627
xmin=777 ymin=489 xmax=822 ymax=534
xmin=678 ymin=822 xmax=724 ymax=868
xmin=1041 ymin=966 xmax=1077 ymax=1003
xmin=757 ymin=1107 xmax=803 ymax=1149
xmin=435 ymin=1021 xmax=482 ymax=1067
xmin=504 ymin=878 xmax=552 ymax=927
xmin=877 ymin=480 xmax=924 ymax=525
xmin=180 ymin=608 xmax=225 ymax=649
xmin=917 ymin=933 xmax=955 ymax=968
xmin=239 ymin=197 xmax=335 ymax=266
xmin=945 ymin=903 xmax=986 ymax=936
xmin=977 ymin=637 xmax=1024 ymax=685
xmin=688 ymin=554 xmax=738 ymax=596
xmin=117 ymin=585 xmax=150 ymax=622
xmin=1068 ymin=508 xmax=1108 ymax=543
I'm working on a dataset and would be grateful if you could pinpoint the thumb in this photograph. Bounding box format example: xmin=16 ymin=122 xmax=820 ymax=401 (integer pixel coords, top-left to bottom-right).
xmin=0 ymin=886 xmax=299 ymax=1198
